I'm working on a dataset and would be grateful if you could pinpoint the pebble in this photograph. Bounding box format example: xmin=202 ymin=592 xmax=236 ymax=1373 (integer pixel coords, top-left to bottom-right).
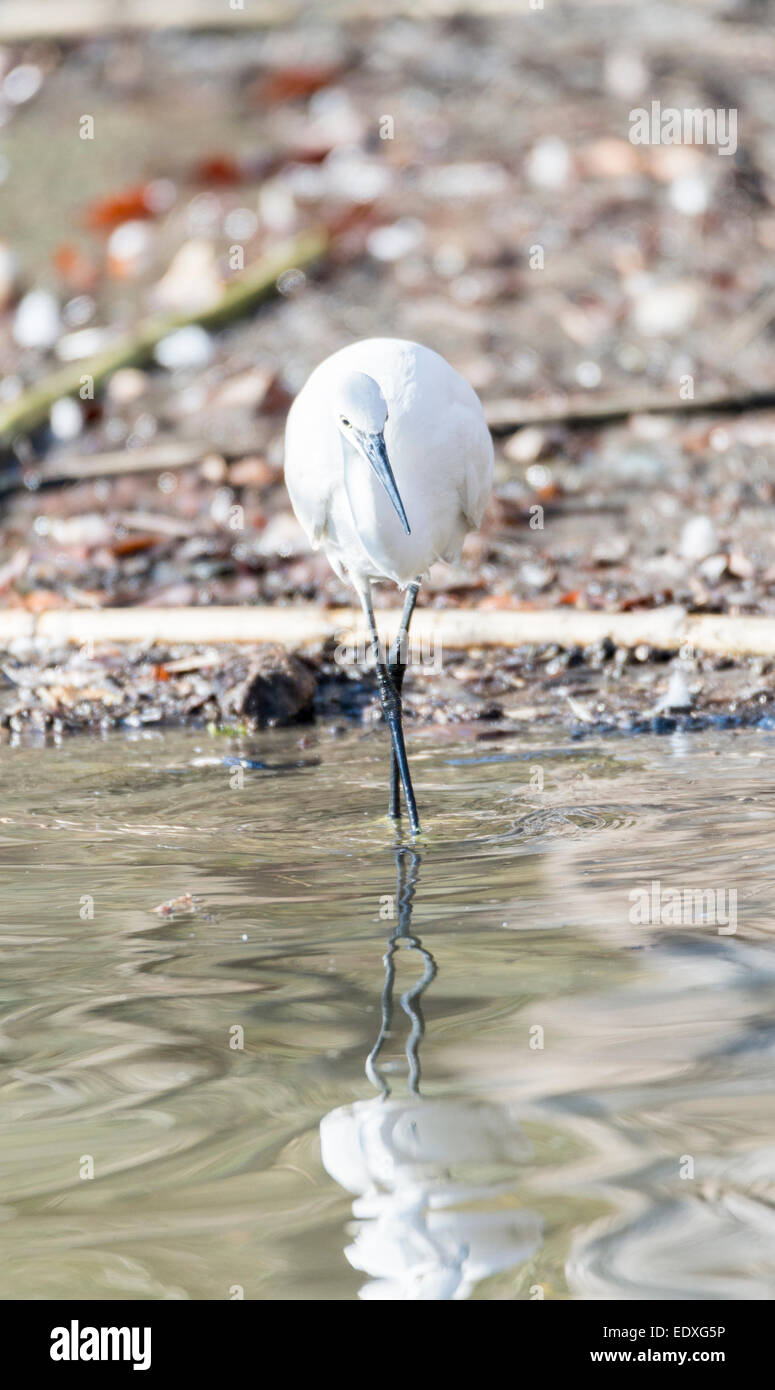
xmin=223 ymin=208 xmax=259 ymax=242
xmin=209 ymin=368 xmax=274 ymax=411
xmin=49 ymin=396 xmax=83 ymax=441
xmin=63 ymin=294 xmax=95 ymax=328
xmin=680 ymin=515 xmax=718 ymax=563
xmin=154 ymin=325 xmax=214 ymax=369
xmin=629 ymin=279 xmax=700 ymax=337
xmin=106 ymin=367 xmax=149 ymax=405
xmin=276 ymin=268 xmax=306 ymax=296
xmin=592 ymin=536 xmax=629 ymax=566
xmin=107 ymin=220 xmax=151 ymax=276
xmin=520 ymin=561 xmax=554 ymax=590
xmin=50 ymin=514 xmax=113 ymax=547
xmin=367 ymin=218 xmax=425 ymax=262
xmin=526 ymin=136 xmax=571 ymax=189
xmin=669 ymin=174 xmax=710 ymax=217
xmin=199 ymin=454 xmax=228 ymax=485
xmin=656 ymin=665 xmax=693 ymax=712
xmin=253 ymin=512 xmax=309 ymax=558
xmin=576 ymin=360 xmax=602 ymax=389
xmin=227 ymin=650 xmax=317 ymax=728
xmin=727 ymin=550 xmax=754 ymax=580
xmin=525 ymin=463 xmax=553 ymax=490
xmin=578 ymin=138 xmax=640 ymax=179
xmin=13 ymin=290 xmax=60 ymax=350
xmin=258 ymin=179 xmax=297 ymax=233
xmin=698 ymin=553 xmax=727 ymax=584
xmin=154 ymin=239 xmax=222 ymax=312
xmin=3 ymin=64 xmax=42 ymax=105
xmin=55 ymin=328 xmax=113 ymax=361
xmin=422 ymin=162 xmax=508 ymax=199
xmin=323 ymin=150 xmax=392 ymax=202
xmin=503 ymin=426 xmax=545 ymax=464
xmin=228 ymin=456 xmax=277 ymax=488
xmin=604 ymin=49 xmax=648 ymax=100
xmin=433 ymin=243 xmax=466 ymax=277
xmin=0 ymin=241 xmax=18 ymax=310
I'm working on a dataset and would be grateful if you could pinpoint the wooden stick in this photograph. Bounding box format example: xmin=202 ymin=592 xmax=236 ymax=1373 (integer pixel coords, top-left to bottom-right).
xmin=0 ymin=441 xmax=225 ymax=495
xmin=4 ymin=2 xmax=775 ymax=63
xmin=0 ymin=230 xmax=328 ymax=443
xmin=485 ymin=386 xmax=775 ymax=434
xmin=2 ymin=603 xmax=775 ymax=658
xmin=0 ymin=0 xmax=293 ymax=40
xmin=38 ymin=442 xmax=218 ymax=482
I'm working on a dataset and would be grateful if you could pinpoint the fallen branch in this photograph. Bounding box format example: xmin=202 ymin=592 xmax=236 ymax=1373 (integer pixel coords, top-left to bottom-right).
xmin=0 ymin=229 xmax=328 ymax=444
xmin=485 ymin=386 xmax=775 ymax=434
xmin=4 ymin=3 xmax=775 ymax=63
xmin=3 ymin=603 xmax=775 ymax=658
xmin=41 ymin=441 xmax=218 ymax=480
xmin=0 ymin=441 xmax=223 ymax=495
xmin=0 ymin=0 xmax=295 ymax=40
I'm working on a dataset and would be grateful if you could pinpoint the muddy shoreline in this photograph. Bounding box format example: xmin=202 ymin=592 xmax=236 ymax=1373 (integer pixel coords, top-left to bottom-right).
xmin=3 ymin=633 xmax=775 ymax=740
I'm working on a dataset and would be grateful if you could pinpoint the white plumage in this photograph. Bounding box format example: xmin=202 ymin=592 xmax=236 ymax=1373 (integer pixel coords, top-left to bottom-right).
xmin=283 ymin=336 xmax=493 ymax=835
xmin=284 ymin=337 xmax=493 ymax=588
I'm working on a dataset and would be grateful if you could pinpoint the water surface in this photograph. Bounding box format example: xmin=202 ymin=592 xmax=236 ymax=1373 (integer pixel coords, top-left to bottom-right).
xmin=2 ymin=723 xmax=775 ymax=1299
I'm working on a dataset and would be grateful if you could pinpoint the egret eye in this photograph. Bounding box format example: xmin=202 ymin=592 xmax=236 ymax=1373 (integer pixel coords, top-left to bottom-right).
xmin=340 ymin=416 xmax=352 ymax=428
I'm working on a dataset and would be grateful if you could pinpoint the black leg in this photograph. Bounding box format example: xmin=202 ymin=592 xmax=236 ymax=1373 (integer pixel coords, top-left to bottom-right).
xmin=388 ymin=579 xmax=421 ymax=821
xmin=359 ymin=582 xmax=421 ymax=836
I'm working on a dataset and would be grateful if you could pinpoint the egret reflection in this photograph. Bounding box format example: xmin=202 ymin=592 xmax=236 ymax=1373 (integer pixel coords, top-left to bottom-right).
xmin=320 ymin=847 xmax=543 ymax=1300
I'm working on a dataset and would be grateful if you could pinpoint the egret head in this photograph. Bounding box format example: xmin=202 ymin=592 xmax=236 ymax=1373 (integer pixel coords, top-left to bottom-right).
xmin=334 ymin=371 xmax=410 ymax=535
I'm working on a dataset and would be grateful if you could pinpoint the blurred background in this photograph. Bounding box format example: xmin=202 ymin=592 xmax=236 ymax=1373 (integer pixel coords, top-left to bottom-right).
xmin=4 ymin=3 xmax=775 ymax=1304
xmin=1 ymin=0 xmax=775 ymax=722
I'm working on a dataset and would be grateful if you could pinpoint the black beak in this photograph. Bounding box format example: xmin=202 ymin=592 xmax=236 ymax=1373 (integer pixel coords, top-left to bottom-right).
xmin=360 ymin=431 xmax=411 ymax=535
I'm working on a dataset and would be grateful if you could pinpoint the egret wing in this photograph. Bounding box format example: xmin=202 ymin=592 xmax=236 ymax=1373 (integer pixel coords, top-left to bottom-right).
xmin=452 ymin=394 xmax=494 ymax=531
xmin=284 ymin=391 xmax=338 ymax=549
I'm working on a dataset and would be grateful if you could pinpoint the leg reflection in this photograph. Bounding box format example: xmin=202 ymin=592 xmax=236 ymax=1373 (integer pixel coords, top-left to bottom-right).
xmin=365 ymin=847 xmax=436 ymax=1099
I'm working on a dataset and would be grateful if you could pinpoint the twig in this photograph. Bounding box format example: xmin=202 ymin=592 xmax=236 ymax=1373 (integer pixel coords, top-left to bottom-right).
xmin=0 ymin=442 xmax=222 ymax=496
xmin=725 ymin=284 xmax=775 ymax=355
xmin=485 ymin=386 xmax=775 ymax=434
xmin=43 ymin=441 xmax=217 ymax=480
xmin=3 ymin=603 xmax=775 ymax=658
xmin=4 ymin=3 xmax=775 ymax=64
xmin=0 ymin=230 xmax=328 ymax=444
xmin=0 ymin=0 xmax=294 ymax=40
xmin=115 ymin=511 xmax=198 ymax=538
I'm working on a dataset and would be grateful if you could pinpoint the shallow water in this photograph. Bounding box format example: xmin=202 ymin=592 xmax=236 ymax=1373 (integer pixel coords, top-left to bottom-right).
xmin=2 ymin=722 xmax=775 ymax=1300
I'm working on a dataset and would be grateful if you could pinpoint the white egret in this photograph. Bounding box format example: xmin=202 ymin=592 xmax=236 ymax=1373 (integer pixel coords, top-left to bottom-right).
xmin=284 ymin=337 xmax=493 ymax=834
